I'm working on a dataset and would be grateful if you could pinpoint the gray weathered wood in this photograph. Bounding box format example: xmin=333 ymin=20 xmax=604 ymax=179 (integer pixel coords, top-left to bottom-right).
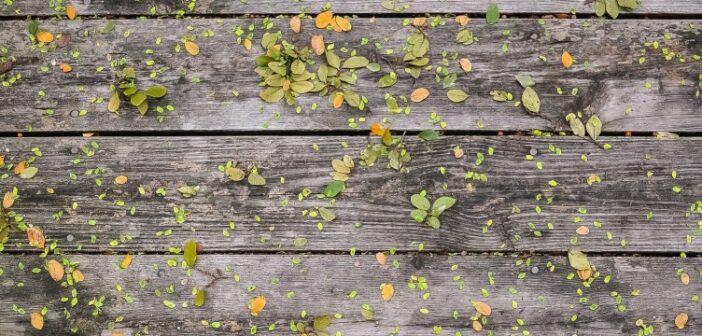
xmin=2 ymin=136 xmax=702 ymax=253
xmin=1 ymin=18 xmax=700 ymax=132
xmin=1 ymin=0 xmax=700 ymax=16
xmin=0 ymin=254 xmax=698 ymax=335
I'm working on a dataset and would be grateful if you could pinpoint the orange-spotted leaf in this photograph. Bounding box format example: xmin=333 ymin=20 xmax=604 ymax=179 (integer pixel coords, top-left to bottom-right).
xmin=66 ymin=5 xmax=77 ymax=20
xmin=311 ymin=35 xmax=325 ymax=55
xmin=36 ymin=31 xmax=54 ymax=43
xmin=14 ymin=160 xmax=27 ymax=175
xmin=250 ymin=295 xmax=266 ymax=316
xmin=410 ymin=88 xmax=430 ymax=103
xmin=381 ymin=283 xmax=394 ymax=301
xmin=3 ymin=191 xmax=14 ymax=209
xmin=184 ymin=41 xmax=200 ymax=56
xmin=60 ymin=63 xmax=73 ymax=73
xmin=119 ymin=255 xmax=133 ymax=269
xmin=30 ymin=311 xmax=44 ymax=330
xmin=474 ymin=301 xmax=492 ymax=316
xmin=332 ymin=93 xmax=344 ymax=108
xmin=562 ymin=51 xmax=573 ymax=69
xmin=47 ymin=259 xmax=64 ymax=281
xmin=316 ymin=11 xmax=333 ymax=29
xmin=375 ymin=251 xmax=388 ymax=265
xmin=72 ymin=269 xmax=85 ymax=283
xmin=27 ymin=227 xmax=45 ymax=249
xmin=114 ymin=175 xmax=128 ymax=185
xmin=290 ymin=16 xmax=301 ymax=33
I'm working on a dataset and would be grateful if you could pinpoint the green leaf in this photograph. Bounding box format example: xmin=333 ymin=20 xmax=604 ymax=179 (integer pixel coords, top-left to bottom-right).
xmin=486 ymin=3 xmax=500 ymax=25
xmin=418 ymin=129 xmax=440 ymax=141
xmin=318 ymin=207 xmax=336 ymax=222
xmin=605 ymin=0 xmax=619 ymax=18
xmin=426 ymin=216 xmax=440 ymax=229
xmin=342 ymin=56 xmax=370 ymax=69
xmin=366 ymin=63 xmax=381 ymax=72
xmin=291 ymin=59 xmax=305 ymax=75
xmin=194 ymin=289 xmax=205 ymax=307
xmin=568 ymin=250 xmax=591 ymax=271
xmin=130 ymin=91 xmax=146 ymax=107
xmin=447 ymin=89 xmax=469 ymax=103
xmin=108 ymin=92 xmax=121 ymax=113
xmin=247 ymin=172 xmax=266 ymax=186
xmin=325 ymin=50 xmax=341 ymax=69
xmin=290 ymin=81 xmax=314 ymax=94
xmin=566 ymin=113 xmax=586 ymax=137
xmin=144 ymin=85 xmax=167 ymax=98
xmin=431 ymin=196 xmax=456 ymax=216
xmin=378 ymin=72 xmax=397 ymax=88
xmin=293 ymin=237 xmax=308 ymax=247
xmin=410 ymin=209 xmax=428 ymax=223
xmin=260 ymin=87 xmax=285 ymax=103
xmin=411 ymin=194 xmax=431 ymax=211
xmin=19 ymin=166 xmax=38 ymax=179
xmin=27 ymin=19 xmax=39 ymax=36
xmin=178 ymin=185 xmax=199 ymax=198
xmin=137 ymin=101 xmax=148 ymax=115
xmin=184 ymin=240 xmax=197 ymax=267
xmin=455 ymin=29 xmax=475 ymax=45
xmin=225 ymin=167 xmax=245 ymax=182
xmin=323 ymin=181 xmax=345 ymax=198
xmin=313 ymin=315 xmax=331 ymax=332
xmin=617 ymin=0 xmax=640 ymax=9
xmin=515 ymin=74 xmax=535 ymax=88
xmin=594 ymin=0 xmax=606 ymax=16
xmin=521 ymin=87 xmax=540 ymax=113
xmin=586 ymin=115 xmax=603 ymax=140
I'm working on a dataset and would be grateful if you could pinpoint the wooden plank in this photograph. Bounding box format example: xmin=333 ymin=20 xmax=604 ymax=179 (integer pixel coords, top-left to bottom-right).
xmin=1 ymin=18 xmax=700 ymax=132
xmin=2 ymin=135 xmax=702 ymax=253
xmin=2 ymin=0 xmax=701 ymax=16
xmin=0 ymin=254 xmax=699 ymax=335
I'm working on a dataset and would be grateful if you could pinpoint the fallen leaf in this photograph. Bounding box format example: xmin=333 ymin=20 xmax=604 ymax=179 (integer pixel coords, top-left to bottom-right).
xmin=410 ymin=88 xmax=430 ymax=103
xmin=562 ymin=51 xmax=574 ymax=68
xmin=184 ymin=240 xmax=198 ymax=267
xmin=456 ymin=15 xmax=469 ymax=26
xmin=375 ymin=252 xmax=388 ymax=265
xmin=30 ymin=311 xmax=44 ymax=330
xmin=66 ymin=4 xmax=77 ymax=20
xmin=459 ymin=58 xmax=472 ymax=72
xmin=311 ymin=34 xmax=325 ymax=55
xmin=332 ymin=93 xmax=344 ymax=108
xmin=472 ymin=320 xmax=482 ymax=332
xmin=475 ymin=301 xmax=492 ymax=316
xmin=47 ymin=259 xmax=64 ymax=281
xmin=27 ymin=227 xmax=45 ymax=249
xmin=250 ymin=295 xmax=266 ymax=316
xmin=119 ymin=255 xmax=132 ymax=269
xmin=290 ymin=16 xmax=301 ymax=33
xmin=675 ymin=312 xmax=688 ymax=329
xmin=576 ymin=226 xmax=590 ymax=235
xmin=370 ymin=123 xmax=386 ymax=137
xmin=36 ymin=31 xmax=54 ymax=43
xmin=381 ymin=283 xmax=394 ymax=301
xmin=412 ymin=17 xmax=427 ymax=27
xmin=333 ymin=16 xmax=352 ymax=32
xmin=681 ymin=272 xmax=690 ymax=285
xmin=60 ymin=63 xmax=73 ymax=73
xmin=14 ymin=161 xmax=27 ymax=175
xmin=72 ymin=269 xmax=85 ymax=283
xmin=316 ymin=11 xmax=333 ymax=29
xmin=184 ymin=41 xmax=199 ymax=56
xmin=568 ymin=250 xmax=591 ymax=270
xmin=3 ymin=191 xmax=14 ymax=209
xmin=243 ymin=38 xmax=252 ymax=50
xmin=115 ymin=175 xmax=128 ymax=185
xmin=577 ymin=268 xmax=592 ymax=280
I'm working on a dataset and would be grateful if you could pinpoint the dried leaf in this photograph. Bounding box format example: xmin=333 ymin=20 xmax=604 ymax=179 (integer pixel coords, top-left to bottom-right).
xmin=311 ymin=34 xmax=325 ymax=55
xmin=3 ymin=192 xmax=14 ymax=209
xmin=456 ymin=15 xmax=469 ymax=27
xmin=250 ymin=296 xmax=266 ymax=316
xmin=60 ymin=63 xmax=73 ymax=73
xmin=381 ymin=283 xmax=394 ymax=301
xmin=375 ymin=252 xmax=388 ymax=265
xmin=47 ymin=259 xmax=64 ymax=281
xmin=333 ymin=16 xmax=352 ymax=32
xmin=474 ymin=301 xmax=492 ymax=316
xmin=576 ymin=226 xmax=590 ymax=235
xmin=66 ymin=5 xmax=77 ymax=20
xmin=681 ymin=272 xmax=690 ymax=285
xmin=412 ymin=17 xmax=427 ymax=27
xmin=675 ymin=312 xmax=688 ymax=329
xmin=72 ymin=269 xmax=85 ymax=283
xmin=316 ymin=11 xmax=333 ymax=29
xmin=332 ymin=93 xmax=344 ymax=109
xmin=289 ymin=16 xmax=301 ymax=33
xmin=370 ymin=123 xmax=386 ymax=136
xmin=119 ymin=255 xmax=132 ymax=269
xmin=472 ymin=320 xmax=482 ymax=332
xmin=14 ymin=161 xmax=26 ymax=175
xmin=27 ymin=227 xmax=45 ymax=249
xmin=36 ymin=31 xmax=54 ymax=43
xmin=31 ymin=312 xmax=44 ymax=330
xmin=184 ymin=41 xmax=200 ymax=56
xmin=410 ymin=88 xmax=430 ymax=103
xmin=115 ymin=175 xmax=128 ymax=185
xmin=562 ymin=51 xmax=574 ymax=69
xmin=243 ymin=38 xmax=252 ymax=50
xmin=459 ymin=58 xmax=472 ymax=73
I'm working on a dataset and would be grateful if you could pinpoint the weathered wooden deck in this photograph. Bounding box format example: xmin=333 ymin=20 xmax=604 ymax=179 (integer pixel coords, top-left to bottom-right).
xmin=0 ymin=1 xmax=701 ymax=335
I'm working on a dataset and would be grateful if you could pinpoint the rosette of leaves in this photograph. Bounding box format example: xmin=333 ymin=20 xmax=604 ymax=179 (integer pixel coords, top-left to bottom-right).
xmin=403 ymin=28 xmax=430 ymax=79
xmin=223 ymin=161 xmax=266 ymax=186
xmin=108 ymin=66 xmax=168 ymax=115
xmin=256 ymin=32 xmax=317 ymax=105
xmin=330 ymin=155 xmax=355 ymax=182
xmin=565 ymin=112 xmax=602 ymax=141
xmin=593 ymin=0 xmax=641 ymax=19
xmin=317 ymin=52 xmax=370 ymax=110
xmin=410 ymin=190 xmax=457 ymax=229
xmin=360 ymin=129 xmax=411 ymax=171
xmin=515 ymin=74 xmax=540 ymax=114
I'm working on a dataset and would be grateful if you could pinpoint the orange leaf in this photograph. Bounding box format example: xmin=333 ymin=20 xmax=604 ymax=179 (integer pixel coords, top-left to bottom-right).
xmin=474 ymin=301 xmax=492 ymax=316
xmin=381 ymin=283 xmax=394 ymax=301
xmin=332 ymin=93 xmax=344 ymax=108
xmin=412 ymin=17 xmax=427 ymax=27
xmin=311 ymin=35 xmax=325 ymax=55
xmin=675 ymin=312 xmax=689 ymax=329
xmin=66 ymin=4 xmax=77 ymax=20
xmin=456 ymin=15 xmax=469 ymax=27
xmin=681 ymin=272 xmax=690 ymax=285
xmin=72 ymin=269 xmax=85 ymax=283
xmin=333 ymin=16 xmax=352 ymax=32
xmin=2 ymin=191 xmax=14 ymax=209
xmin=36 ymin=31 xmax=54 ymax=43
xmin=315 ymin=11 xmax=333 ymax=29
xmin=184 ymin=41 xmax=200 ymax=56
xmin=14 ymin=160 xmax=27 ymax=175
xmin=31 ymin=311 xmax=44 ymax=330
xmin=575 ymin=225 xmax=589 ymax=235
xmin=375 ymin=251 xmax=388 ymax=265
xmin=243 ymin=38 xmax=252 ymax=50
xmin=459 ymin=58 xmax=472 ymax=73
xmin=119 ymin=255 xmax=133 ymax=269
xmin=250 ymin=295 xmax=266 ymax=316
xmin=290 ymin=16 xmax=301 ymax=33
xmin=472 ymin=320 xmax=482 ymax=332
xmin=410 ymin=88 xmax=430 ymax=103
xmin=114 ymin=175 xmax=128 ymax=185
xmin=561 ymin=51 xmax=573 ymax=69
xmin=27 ymin=227 xmax=45 ymax=249
xmin=60 ymin=63 xmax=73 ymax=73
xmin=47 ymin=259 xmax=64 ymax=281
xmin=0 ymin=155 xmax=4 ymax=166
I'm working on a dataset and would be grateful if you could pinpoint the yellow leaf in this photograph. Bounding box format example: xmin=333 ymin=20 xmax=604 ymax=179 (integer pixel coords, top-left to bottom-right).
xmin=562 ymin=51 xmax=573 ymax=69
xmin=370 ymin=123 xmax=386 ymax=137
xmin=66 ymin=4 xmax=77 ymax=20
xmin=2 ymin=191 xmax=14 ymax=209
xmin=60 ymin=63 xmax=73 ymax=73
xmin=381 ymin=283 xmax=394 ymax=301
xmin=315 ymin=11 xmax=333 ymax=29
xmin=119 ymin=255 xmax=132 ymax=269
xmin=311 ymin=35 xmax=325 ymax=56
xmin=36 ymin=31 xmax=54 ymax=43
xmin=410 ymin=88 xmax=430 ymax=103
xmin=47 ymin=259 xmax=64 ymax=281
xmin=459 ymin=58 xmax=472 ymax=73
xmin=31 ymin=311 xmax=44 ymax=330
xmin=474 ymin=301 xmax=492 ymax=316
xmin=250 ymin=296 xmax=266 ymax=316
xmin=114 ymin=175 xmax=128 ymax=185
xmin=290 ymin=16 xmax=301 ymax=33
xmin=243 ymin=38 xmax=252 ymax=50
xmin=184 ymin=41 xmax=200 ymax=56
xmin=72 ymin=269 xmax=85 ymax=283
xmin=14 ymin=160 xmax=26 ymax=175
xmin=27 ymin=227 xmax=45 ymax=249
xmin=675 ymin=312 xmax=688 ymax=329
xmin=456 ymin=15 xmax=469 ymax=26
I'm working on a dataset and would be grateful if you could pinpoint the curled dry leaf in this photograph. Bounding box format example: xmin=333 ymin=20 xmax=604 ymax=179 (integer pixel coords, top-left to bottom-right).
xmin=370 ymin=123 xmax=386 ymax=137
xmin=381 ymin=283 xmax=395 ymax=301
xmin=60 ymin=63 xmax=73 ymax=73
xmin=27 ymin=227 xmax=45 ymax=249
xmin=675 ymin=312 xmax=688 ymax=329
xmin=47 ymin=259 xmax=64 ymax=281
xmin=412 ymin=17 xmax=427 ymax=27
xmin=36 ymin=31 xmax=54 ymax=43
xmin=31 ymin=311 xmax=44 ymax=330
xmin=184 ymin=41 xmax=200 ymax=56
xmin=575 ymin=226 xmax=590 ymax=235
xmin=290 ymin=16 xmax=301 ymax=33
xmin=562 ymin=51 xmax=574 ymax=69
xmin=3 ymin=191 xmax=14 ymax=209
xmin=115 ymin=175 xmax=128 ymax=185
xmin=680 ymin=272 xmax=690 ymax=285
xmin=316 ymin=11 xmax=333 ymax=29
xmin=474 ymin=301 xmax=492 ymax=316
xmin=66 ymin=4 xmax=77 ymax=20
xmin=410 ymin=88 xmax=430 ymax=103
xmin=456 ymin=15 xmax=470 ymax=27
xmin=472 ymin=320 xmax=482 ymax=332
xmin=459 ymin=58 xmax=472 ymax=73
xmin=72 ymin=269 xmax=85 ymax=283
xmin=311 ymin=34 xmax=325 ymax=55
xmin=375 ymin=252 xmax=388 ymax=265
xmin=250 ymin=295 xmax=266 ymax=316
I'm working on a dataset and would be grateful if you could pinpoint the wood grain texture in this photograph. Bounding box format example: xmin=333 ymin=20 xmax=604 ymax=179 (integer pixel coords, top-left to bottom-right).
xmin=1 ymin=0 xmax=701 ymax=16
xmin=1 ymin=18 xmax=700 ymax=132
xmin=2 ymin=135 xmax=702 ymax=253
xmin=0 ymin=254 xmax=699 ymax=335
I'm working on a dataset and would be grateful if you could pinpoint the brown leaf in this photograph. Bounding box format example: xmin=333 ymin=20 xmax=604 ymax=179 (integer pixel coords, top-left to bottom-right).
xmin=332 ymin=93 xmax=344 ymax=108
xmin=675 ymin=312 xmax=688 ymax=329
xmin=30 ymin=311 xmax=44 ymax=330
xmin=474 ymin=301 xmax=492 ymax=316
xmin=47 ymin=259 xmax=64 ymax=281
xmin=577 ymin=268 xmax=593 ymax=280
xmin=315 ymin=11 xmax=333 ymax=29
xmin=459 ymin=58 xmax=472 ymax=73
xmin=0 ymin=61 xmax=12 ymax=75
xmin=27 ymin=227 xmax=45 ymax=249
xmin=311 ymin=34 xmax=325 ymax=55
xmin=410 ymin=88 xmax=430 ymax=103
xmin=290 ymin=16 xmax=301 ymax=33
xmin=120 ymin=255 xmax=133 ymax=269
